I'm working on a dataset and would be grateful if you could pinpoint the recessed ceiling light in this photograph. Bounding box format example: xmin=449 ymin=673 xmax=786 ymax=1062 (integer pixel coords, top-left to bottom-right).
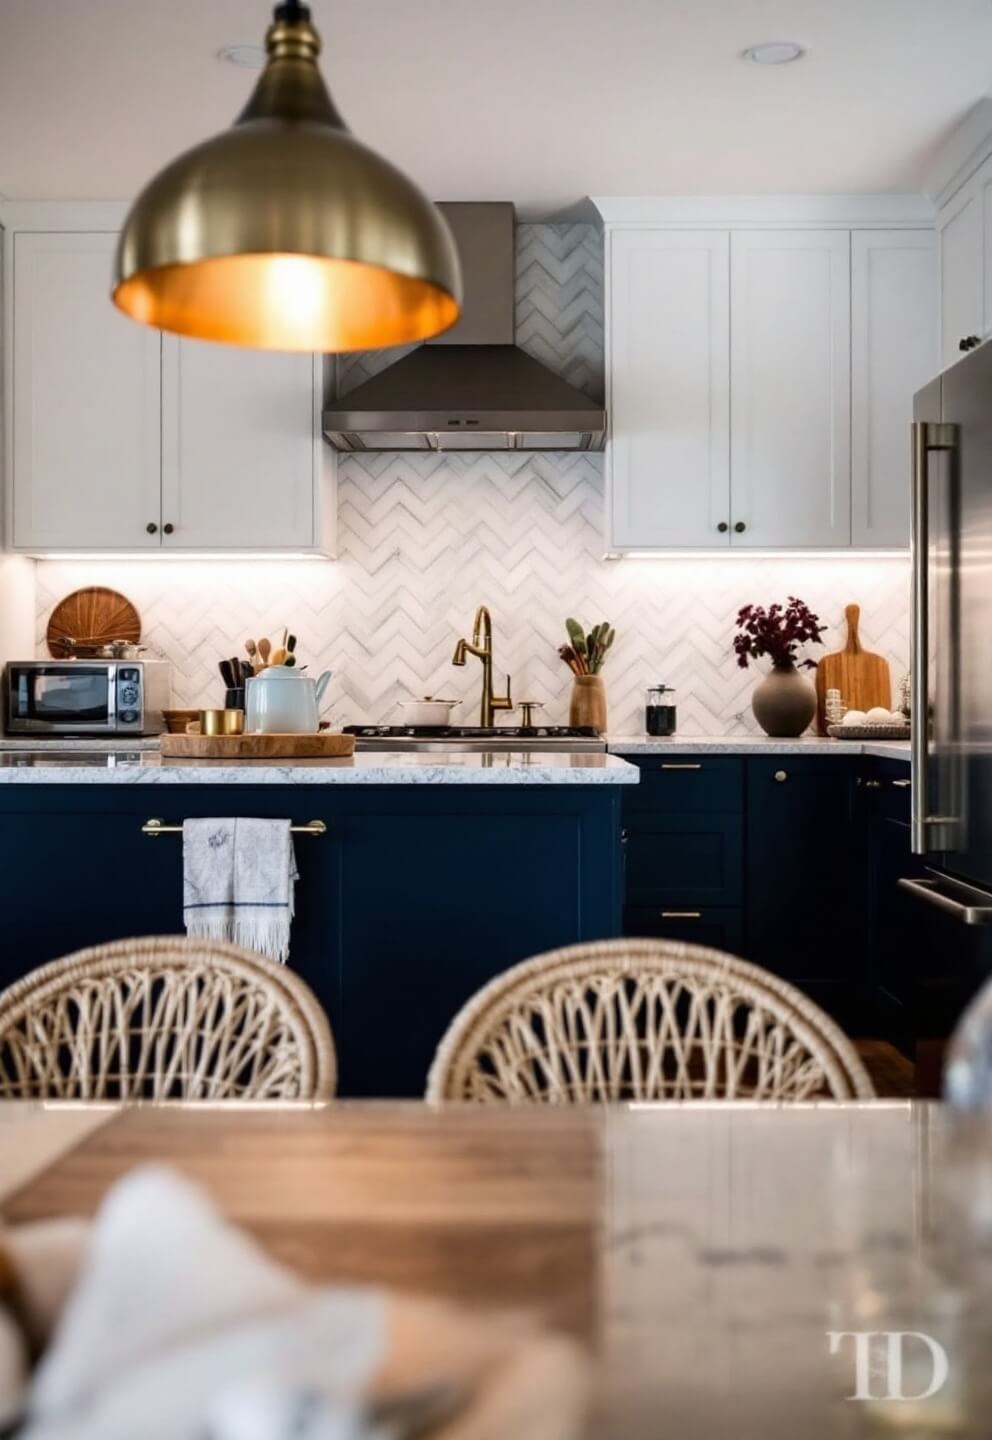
xmin=216 ymin=43 xmax=267 ymax=69
xmin=741 ymin=40 xmax=806 ymax=66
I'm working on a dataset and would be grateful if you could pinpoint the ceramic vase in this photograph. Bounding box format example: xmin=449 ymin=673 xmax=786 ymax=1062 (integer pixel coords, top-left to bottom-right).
xmin=751 ymin=661 xmax=816 ymax=738
xmin=570 ymin=674 xmax=608 ymax=734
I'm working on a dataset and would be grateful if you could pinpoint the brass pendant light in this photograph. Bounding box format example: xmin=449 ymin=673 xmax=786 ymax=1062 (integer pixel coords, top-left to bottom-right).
xmin=113 ymin=1 xmax=461 ymax=351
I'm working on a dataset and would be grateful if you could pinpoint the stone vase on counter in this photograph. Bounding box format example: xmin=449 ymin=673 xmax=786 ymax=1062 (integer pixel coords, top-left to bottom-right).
xmin=750 ymin=661 xmax=817 ymax=738
xmin=570 ymin=674 xmax=608 ymax=734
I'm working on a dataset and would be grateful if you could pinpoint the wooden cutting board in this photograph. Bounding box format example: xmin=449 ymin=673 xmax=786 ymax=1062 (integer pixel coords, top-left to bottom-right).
xmin=815 ymin=603 xmax=891 ymax=733
xmin=160 ymin=732 xmax=355 ymax=759
xmin=47 ymin=586 xmax=141 ymax=657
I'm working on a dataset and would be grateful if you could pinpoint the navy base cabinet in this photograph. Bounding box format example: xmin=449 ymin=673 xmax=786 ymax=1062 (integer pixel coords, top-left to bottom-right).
xmin=0 ymin=783 xmax=623 ymax=1098
xmin=745 ymin=757 xmax=862 ymax=1030
xmin=621 ymin=753 xmax=864 ymax=1030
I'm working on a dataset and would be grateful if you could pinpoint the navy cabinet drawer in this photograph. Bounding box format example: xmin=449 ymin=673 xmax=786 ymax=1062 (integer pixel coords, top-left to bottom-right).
xmin=624 ymin=815 xmax=743 ymax=906
xmin=622 ymin=756 xmax=743 ymax=817
xmin=624 ymin=905 xmax=743 ymax=952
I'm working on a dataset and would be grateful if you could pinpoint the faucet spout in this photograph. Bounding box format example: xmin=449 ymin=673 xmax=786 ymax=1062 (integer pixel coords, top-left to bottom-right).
xmin=451 ymin=604 xmax=512 ymax=728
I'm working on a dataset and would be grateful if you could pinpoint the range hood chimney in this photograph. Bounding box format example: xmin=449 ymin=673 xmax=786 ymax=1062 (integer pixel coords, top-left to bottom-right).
xmin=322 ymin=202 xmax=605 ymax=452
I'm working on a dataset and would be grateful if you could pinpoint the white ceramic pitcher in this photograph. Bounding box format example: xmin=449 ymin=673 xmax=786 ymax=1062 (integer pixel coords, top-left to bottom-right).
xmin=245 ymin=667 xmax=332 ymax=734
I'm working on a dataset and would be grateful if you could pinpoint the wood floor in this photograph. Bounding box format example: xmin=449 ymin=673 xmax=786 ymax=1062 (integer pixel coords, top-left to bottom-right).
xmin=853 ymin=1038 xmax=916 ymax=1098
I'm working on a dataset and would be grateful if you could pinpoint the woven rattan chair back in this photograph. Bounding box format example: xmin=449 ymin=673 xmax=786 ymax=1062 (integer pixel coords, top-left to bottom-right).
xmin=0 ymin=937 xmax=336 ymax=1100
xmin=427 ymin=939 xmax=874 ymax=1103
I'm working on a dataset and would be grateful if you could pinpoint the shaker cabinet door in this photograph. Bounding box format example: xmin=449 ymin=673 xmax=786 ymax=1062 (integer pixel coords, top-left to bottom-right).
xmin=161 ymin=337 xmax=319 ymax=550
xmin=851 ymin=230 xmax=937 ymax=547
xmin=11 ymin=232 xmax=162 ymax=551
xmin=607 ymin=229 xmax=730 ymax=549
xmin=730 ymin=229 xmax=851 ymax=548
xmin=938 ymin=174 xmax=984 ymax=369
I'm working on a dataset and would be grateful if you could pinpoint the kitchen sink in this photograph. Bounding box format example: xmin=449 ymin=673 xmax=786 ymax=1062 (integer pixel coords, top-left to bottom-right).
xmin=343 ymin=725 xmax=606 ymax=753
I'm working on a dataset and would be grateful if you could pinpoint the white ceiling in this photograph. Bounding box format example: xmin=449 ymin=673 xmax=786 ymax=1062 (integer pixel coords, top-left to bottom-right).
xmin=1 ymin=0 xmax=990 ymax=215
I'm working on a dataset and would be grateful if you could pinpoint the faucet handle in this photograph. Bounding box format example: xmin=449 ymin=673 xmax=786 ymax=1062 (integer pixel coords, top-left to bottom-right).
xmin=519 ymin=700 xmax=543 ymax=728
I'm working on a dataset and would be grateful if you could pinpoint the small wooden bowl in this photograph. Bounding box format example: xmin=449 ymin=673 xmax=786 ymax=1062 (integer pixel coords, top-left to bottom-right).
xmin=162 ymin=709 xmax=200 ymax=735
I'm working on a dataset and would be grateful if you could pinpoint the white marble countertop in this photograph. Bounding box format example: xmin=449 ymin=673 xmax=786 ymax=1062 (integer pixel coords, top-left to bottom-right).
xmin=0 ymin=749 xmax=639 ymax=785
xmin=607 ymin=734 xmax=911 ymax=762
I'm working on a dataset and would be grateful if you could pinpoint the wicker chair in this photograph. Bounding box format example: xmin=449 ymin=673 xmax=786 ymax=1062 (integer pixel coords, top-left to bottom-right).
xmin=426 ymin=939 xmax=874 ymax=1103
xmin=0 ymin=937 xmax=336 ymax=1100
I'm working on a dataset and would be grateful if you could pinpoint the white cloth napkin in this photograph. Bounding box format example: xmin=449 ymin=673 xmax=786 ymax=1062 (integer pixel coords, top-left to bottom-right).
xmin=7 ymin=1167 xmax=587 ymax=1440
xmin=183 ymin=818 xmax=299 ymax=964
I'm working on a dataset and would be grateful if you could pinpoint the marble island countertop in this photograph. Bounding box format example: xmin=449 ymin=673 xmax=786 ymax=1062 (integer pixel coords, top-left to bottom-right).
xmin=607 ymin=734 xmax=911 ymax=761
xmin=0 ymin=748 xmax=639 ymax=785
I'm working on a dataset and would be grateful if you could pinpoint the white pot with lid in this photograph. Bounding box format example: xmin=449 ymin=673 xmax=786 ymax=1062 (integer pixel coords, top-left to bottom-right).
xmin=397 ymin=697 xmax=460 ymax=726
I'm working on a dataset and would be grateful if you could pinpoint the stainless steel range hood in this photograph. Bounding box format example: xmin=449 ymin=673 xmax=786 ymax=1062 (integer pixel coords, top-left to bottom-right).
xmin=323 ymin=202 xmax=605 ymax=452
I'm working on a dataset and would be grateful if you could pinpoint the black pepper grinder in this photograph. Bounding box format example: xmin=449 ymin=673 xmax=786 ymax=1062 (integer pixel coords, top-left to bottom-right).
xmin=646 ymin=684 xmax=677 ymax=737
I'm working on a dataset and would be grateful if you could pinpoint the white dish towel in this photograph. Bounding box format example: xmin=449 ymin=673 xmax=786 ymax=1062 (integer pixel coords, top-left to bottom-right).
xmin=183 ymin=818 xmax=298 ymax=964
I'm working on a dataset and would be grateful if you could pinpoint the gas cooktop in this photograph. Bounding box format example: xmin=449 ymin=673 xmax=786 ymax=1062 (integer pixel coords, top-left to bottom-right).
xmin=343 ymin=725 xmax=606 ymax=753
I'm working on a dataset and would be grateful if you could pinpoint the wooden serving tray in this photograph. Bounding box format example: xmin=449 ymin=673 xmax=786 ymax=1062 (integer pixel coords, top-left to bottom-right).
xmin=160 ymin=732 xmax=356 ymax=759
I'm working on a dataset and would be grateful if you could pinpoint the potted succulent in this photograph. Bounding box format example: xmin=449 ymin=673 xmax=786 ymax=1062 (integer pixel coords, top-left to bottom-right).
xmin=733 ymin=598 xmax=825 ymax=737
xmin=559 ymin=618 xmax=615 ymax=733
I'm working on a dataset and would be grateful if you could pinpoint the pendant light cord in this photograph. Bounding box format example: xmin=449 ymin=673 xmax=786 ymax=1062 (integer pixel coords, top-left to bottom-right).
xmin=274 ymin=1 xmax=311 ymax=21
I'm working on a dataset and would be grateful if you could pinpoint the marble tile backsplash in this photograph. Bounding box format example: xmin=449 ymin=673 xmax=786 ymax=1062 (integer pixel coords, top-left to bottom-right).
xmin=35 ymin=454 xmax=910 ymax=736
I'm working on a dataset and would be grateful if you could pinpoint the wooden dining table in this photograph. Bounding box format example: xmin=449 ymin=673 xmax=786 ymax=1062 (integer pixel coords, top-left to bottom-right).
xmin=0 ymin=1099 xmax=983 ymax=1438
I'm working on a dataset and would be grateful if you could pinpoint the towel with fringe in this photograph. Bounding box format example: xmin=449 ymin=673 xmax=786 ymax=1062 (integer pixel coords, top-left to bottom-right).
xmin=182 ymin=818 xmax=298 ymax=964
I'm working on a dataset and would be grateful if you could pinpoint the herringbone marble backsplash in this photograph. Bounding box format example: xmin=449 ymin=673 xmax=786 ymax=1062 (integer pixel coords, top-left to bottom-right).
xmin=34 ymin=225 xmax=910 ymax=736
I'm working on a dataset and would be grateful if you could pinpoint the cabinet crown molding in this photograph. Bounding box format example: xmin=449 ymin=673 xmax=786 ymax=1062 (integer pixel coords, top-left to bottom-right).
xmin=923 ymin=97 xmax=992 ymax=210
xmin=591 ymin=194 xmax=935 ymax=229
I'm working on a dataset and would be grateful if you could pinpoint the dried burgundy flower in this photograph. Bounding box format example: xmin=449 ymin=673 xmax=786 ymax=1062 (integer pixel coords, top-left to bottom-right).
xmin=733 ymin=596 xmax=826 ymax=671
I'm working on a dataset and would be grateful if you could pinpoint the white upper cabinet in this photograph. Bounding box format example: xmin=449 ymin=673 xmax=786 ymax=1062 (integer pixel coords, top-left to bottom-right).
xmin=10 ymin=231 xmax=161 ymax=550
xmin=938 ymin=171 xmax=984 ymax=368
xmin=608 ymin=230 xmax=729 ymax=549
xmin=5 ymin=217 xmax=335 ymax=555
xmin=851 ymin=230 xmax=937 ymax=547
xmin=729 ymin=230 xmax=851 ymax=548
xmin=161 ymin=337 xmax=321 ymax=551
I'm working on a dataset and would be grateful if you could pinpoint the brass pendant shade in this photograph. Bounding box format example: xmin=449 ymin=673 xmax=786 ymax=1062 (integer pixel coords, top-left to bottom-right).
xmin=112 ymin=3 xmax=461 ymax=351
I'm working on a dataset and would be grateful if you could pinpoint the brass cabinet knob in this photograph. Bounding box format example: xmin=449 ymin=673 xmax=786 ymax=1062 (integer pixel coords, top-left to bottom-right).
xmin=734 ymin=521 xmax=747 ymax=534
xmin=773 ymin=769 xmax=788 ymax=782
xmin=146 ymin=522 xmax=158 ymax=534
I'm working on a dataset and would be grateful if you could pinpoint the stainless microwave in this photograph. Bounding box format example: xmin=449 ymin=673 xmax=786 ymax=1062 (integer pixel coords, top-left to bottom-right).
xmin=4 ymin=660 xmax=171 ymax=736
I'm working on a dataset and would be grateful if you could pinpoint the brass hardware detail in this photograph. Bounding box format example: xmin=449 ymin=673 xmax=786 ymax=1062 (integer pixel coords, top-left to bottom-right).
xmin=891 ymin=778 xmax=911 ymax=789
xmin=451 ymin=605 xmax=512 ymax=728
xmin=661 ymin=911 xmax=701 ymax=919
xmin=661 ymin=763 xmax=702 ymax=771
xmin=112 ymin=4 xmax=461 ymax=352
xmin=519 ymin=701 xmax=540 ymax=727
xmin=142 ymin=817 xmax=327 ymax=837
xmin=863 ymin=779 xmax=882 ymax=789
xmin=773 ymin=769 xmax=788 ymax=782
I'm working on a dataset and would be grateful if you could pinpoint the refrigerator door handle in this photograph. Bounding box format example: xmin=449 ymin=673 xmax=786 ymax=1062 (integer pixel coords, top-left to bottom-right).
xmin=910 ymin=420 xmax=959 ymax=855
xmin=898 ymin=874 xmax=992 ymax=926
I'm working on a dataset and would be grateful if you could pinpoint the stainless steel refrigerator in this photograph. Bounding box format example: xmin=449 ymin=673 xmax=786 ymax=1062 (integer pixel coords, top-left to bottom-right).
xmin=902 ymin=342 xmax=992 ymax=924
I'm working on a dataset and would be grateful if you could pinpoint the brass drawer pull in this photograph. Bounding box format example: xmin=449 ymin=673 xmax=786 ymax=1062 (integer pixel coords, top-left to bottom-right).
xmin=661 ymin=763 xmax=702 ymax=771
xmin=891 ymin=778 xmax=912 ymax=789
xmin=661 ymin=910 xmax=702 ymax=919
xmin=774 ymin=769 xmax=788 ymax=783
xmin=142 ymin=818 xmax=328 ymax=837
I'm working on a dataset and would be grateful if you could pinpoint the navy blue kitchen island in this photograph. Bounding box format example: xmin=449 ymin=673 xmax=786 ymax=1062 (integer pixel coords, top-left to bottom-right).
xmin=0 ymin=750 xmax=632 ymax=1096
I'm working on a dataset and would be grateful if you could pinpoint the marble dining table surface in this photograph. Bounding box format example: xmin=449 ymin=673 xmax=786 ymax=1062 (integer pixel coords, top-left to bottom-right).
xmin=0 ymin=1100 xmax=982 ymax=1438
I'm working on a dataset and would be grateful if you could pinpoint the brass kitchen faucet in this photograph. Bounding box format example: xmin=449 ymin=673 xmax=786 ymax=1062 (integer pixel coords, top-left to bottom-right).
xmin=451 ymin=605 xmax=513 ymax=727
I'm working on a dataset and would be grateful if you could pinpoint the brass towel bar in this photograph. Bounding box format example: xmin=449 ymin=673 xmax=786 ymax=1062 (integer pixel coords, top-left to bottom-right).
xmin=141 ymin=818 xmax=328 ymax=837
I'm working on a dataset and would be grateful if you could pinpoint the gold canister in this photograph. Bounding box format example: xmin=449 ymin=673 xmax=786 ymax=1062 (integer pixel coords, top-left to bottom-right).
xmin=198 ymin=708 xmax=245 ymax=737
